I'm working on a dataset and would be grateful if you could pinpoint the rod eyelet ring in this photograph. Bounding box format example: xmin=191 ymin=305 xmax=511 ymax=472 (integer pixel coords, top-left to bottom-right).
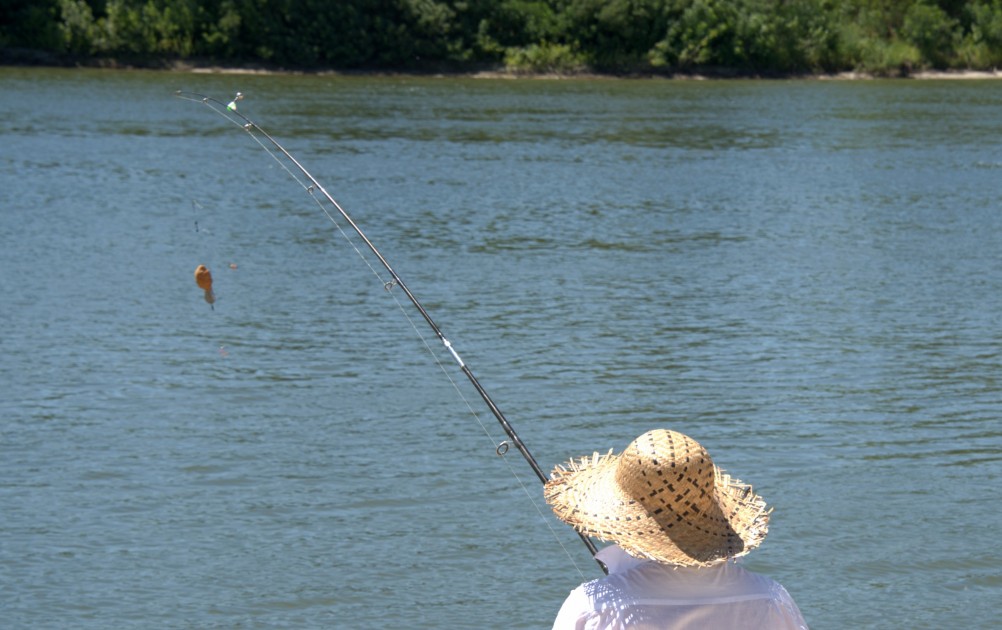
xmin=496 ymin=441 xmax=509 ymax=456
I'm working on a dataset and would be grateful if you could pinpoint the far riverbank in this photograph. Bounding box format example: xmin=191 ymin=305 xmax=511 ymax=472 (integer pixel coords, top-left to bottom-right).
xmin=5 ymin=47 xmax=1002 ymax=81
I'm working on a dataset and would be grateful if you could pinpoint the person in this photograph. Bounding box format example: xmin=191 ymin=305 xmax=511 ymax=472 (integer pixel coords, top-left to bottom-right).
xmin=543 ymin=429 xmax=808 ymax=629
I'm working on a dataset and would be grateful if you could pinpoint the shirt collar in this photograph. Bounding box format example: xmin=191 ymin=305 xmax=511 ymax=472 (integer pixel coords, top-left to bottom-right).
xmin=595 ymin=544 xmax=738 ymax=575
xmin=595 ymin=544 xmax=652 ymax=574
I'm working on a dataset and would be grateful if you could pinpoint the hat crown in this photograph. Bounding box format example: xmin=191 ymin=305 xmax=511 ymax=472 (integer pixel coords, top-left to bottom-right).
xmin=614 ymin=430 xmax=716 ymax=515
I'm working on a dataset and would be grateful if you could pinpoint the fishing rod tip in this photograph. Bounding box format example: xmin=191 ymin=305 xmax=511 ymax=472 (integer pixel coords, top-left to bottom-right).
xmin=227 ymin=92 xmax=245 ymax=112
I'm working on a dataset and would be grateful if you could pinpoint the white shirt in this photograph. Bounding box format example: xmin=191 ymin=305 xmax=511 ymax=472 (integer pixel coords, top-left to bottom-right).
xmin=553 ymin=545 xmax=808 ymax=630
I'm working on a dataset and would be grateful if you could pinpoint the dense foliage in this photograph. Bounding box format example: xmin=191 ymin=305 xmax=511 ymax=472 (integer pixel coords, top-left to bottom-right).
xmin=3 ymin=0 xmax=1002 ymax=74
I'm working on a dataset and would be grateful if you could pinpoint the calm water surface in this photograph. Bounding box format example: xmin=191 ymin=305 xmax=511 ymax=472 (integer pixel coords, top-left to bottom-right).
xmin=1 ymin=68 xmax=1000 ymax=629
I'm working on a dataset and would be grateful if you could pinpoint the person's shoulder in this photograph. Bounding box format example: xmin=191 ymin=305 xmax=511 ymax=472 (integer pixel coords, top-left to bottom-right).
xmin=723 ymin=563 xmax=794 ymax=594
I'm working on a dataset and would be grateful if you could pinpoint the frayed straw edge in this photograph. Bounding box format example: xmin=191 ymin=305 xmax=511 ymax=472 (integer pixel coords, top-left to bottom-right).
xmin=550 ymin=448 xmax=615 ymax=479
xmin=715 ymin=467 xmax=771 ymax=552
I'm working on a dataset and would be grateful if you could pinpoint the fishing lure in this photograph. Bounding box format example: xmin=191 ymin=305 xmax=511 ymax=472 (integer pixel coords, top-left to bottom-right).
xmin=194 ymin=264 xmax=215 ymax=307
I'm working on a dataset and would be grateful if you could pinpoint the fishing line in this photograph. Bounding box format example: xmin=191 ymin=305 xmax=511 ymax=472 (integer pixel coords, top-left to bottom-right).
xmin=175 ymin=91 xmax=603 ymax=577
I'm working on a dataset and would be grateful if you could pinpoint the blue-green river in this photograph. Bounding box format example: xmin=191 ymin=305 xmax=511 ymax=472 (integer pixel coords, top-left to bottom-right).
xmin=1 ymin=67 xmax=1000 ymax=628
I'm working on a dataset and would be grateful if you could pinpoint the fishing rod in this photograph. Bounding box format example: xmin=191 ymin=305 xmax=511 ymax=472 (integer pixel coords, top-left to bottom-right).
xmin=175 ymin=90 xmax=605 ymax=571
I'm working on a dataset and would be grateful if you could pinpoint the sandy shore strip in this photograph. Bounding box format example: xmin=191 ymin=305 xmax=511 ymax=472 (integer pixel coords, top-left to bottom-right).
xmin=182 ymin=64 xmax=1002 ymax=80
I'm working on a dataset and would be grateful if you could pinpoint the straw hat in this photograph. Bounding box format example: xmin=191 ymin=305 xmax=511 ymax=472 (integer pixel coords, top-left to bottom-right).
xmin=544 ymin=429 xmax=771 ymax=567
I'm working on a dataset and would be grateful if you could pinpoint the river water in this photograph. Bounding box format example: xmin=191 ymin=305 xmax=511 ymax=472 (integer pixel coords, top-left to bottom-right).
xmin=1 ymin=67 xmax=1000 ymax=629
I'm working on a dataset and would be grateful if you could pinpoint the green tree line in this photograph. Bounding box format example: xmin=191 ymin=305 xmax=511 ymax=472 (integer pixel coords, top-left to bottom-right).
xmin=3 ymin=0 xmax=1002 ymax=75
